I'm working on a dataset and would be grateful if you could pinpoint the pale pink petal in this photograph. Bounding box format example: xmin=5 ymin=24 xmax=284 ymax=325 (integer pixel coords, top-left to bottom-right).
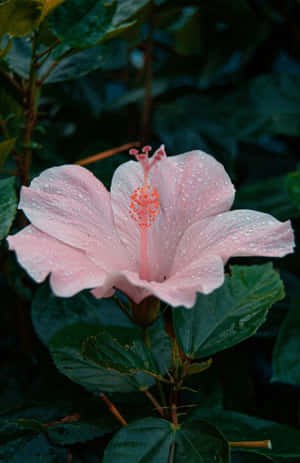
xmin=7 ymin=225 xmax=107 ymax=297
xmin=19 ymin=165 xmax=132 ymax=271
xmin=111 ymin=149 xmax=235 ymax=281
xmin=172 ymin=210 xmax=295 ymax=273
xmin=91 ymin=254 xmax=224 ymax=308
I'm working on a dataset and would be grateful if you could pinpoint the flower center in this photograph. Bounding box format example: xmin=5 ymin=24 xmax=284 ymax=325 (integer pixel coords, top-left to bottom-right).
xmin=129 ymin=145 xmax=165 ymax=280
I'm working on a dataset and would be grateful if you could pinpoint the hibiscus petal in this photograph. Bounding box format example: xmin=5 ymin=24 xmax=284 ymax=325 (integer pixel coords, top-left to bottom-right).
xmin=19 ymin=165 xmax=131 ymax=271
xmin=172 ymin=210 xmax=295 ymax=272
xmin=111 ymin=149 xmax=235 ymax=281
xmin=7 ymin=225 xmax=106 ymax=297
xmin=91 ymin=254 xmax=224 ymax=308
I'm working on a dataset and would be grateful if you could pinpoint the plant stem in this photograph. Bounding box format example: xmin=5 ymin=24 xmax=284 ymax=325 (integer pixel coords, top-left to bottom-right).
xmin=229 ymin=440 xmax=272 ymax=449
xmin=142 ymin=326 xmax=151 ymax=349
xmin=142 ymin=388 xmax=165 ymax=418
xmin=168 ymin=441 xmax=175 ymax=463
xmin=99 ymin=393 xmax=128 ymax=426
xmin=171 ymin=403 xmax=178 ymax=427
xmin=0 ymin=68 xmax=24 ymax=96
xmin=36 ymin=39 xmax=61 ymax=61
xmin=76 ymin=141 xmax=140 ymax=166
xmin=21 ymin=32 xmax=39 ymax=185
xmin=141 ymin=0 xmax=154 ymax=145
xmin=43 ymin=413 xmax=80 ymax=428
xmin=38 ymin=48 xmax=75 ymax=85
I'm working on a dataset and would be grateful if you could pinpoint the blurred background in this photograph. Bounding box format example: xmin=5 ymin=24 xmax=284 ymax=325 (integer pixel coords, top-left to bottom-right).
xmin=0 ymin=0 xmax=300 ymax=461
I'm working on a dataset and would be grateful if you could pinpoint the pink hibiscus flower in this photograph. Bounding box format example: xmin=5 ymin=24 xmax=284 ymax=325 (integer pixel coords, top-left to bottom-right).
xmin=7 ymin=146 xmax=294 ymax=308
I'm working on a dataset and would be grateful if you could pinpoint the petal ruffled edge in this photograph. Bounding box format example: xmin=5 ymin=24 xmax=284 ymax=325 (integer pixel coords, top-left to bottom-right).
xmin=91 ymin=254 xmax=225 ymax=309
xmin=7 ymin=225 xmax=106 ymax=297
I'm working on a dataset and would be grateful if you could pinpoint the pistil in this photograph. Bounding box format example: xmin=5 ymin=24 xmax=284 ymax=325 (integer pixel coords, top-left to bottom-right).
xmin=129 ymin=145 xmax=165 ymax=280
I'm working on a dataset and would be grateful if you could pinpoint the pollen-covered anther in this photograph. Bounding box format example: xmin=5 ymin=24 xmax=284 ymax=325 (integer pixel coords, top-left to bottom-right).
xmin=129 ymin=186 xmax=160 ymax=228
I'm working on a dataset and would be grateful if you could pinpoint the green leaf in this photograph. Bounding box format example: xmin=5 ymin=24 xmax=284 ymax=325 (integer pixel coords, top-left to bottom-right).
xmin=0 ymin=417 xmax=68 ymax=462
xmin=1 ymin=403 xmax=118 ymax=447
xmin=231 ymin=454 xmax=274 ymax=463
xmin=49 ymin=0 xmax=117 ymax=49
xmin=285 ymin=170 xmax=300 ymax=209
xmin=235 ymin=176 xmax=300 ymax=221
xmin=31 ymin=283 xmax=133 ymax=347
xmin=192 ymin=408 xmax=300 ymax=459
xmin=82 ymin=330 xmax=161 ymax=376
xmin=0 ymin=177 xmax=17 ymax=240
xmin=102 ymin=416 xmax=229 ymax=463
xmin=47 ymin=419 xmax=117 ymax=445
xmin=154 ymin=74 xmax=300 ymax=159
xmin=173 ymin=264 xmax=284 ymax=359
xmin=49 ymin=323 xmax=155 ymax=393
xmin=49 ymin=0 xmax=150 ymax=51
xmin=0 ymin=137 xmax=16 ymax=170
xmin=0 ymin=0 xmax=43 ymax=39
xmin=272 ymin=299 xmax=300 ymax=385
xmin=42 ymin=41 xmax=121 ymax=83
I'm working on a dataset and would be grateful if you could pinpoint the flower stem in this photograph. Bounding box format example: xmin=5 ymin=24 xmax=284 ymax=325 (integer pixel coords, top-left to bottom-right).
xmin=99 ymin=393 xmax=128 ymax=426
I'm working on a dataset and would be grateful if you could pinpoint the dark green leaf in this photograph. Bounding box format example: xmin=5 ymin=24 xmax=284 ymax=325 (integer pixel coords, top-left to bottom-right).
xmin=31 ymin=283 xmax=133 ymax=347
xmin=83 ymin=330 xmax=161 ymax=376
xmin=0 ymin=137 xmax=16 ymax=170
xmin=192 ymin=408 xmax=300 ymax=459
xmin=235 ymin=176 xmax=300 ymax=221
xmin=46 ymin=417 xmax=117 ymax=445
xmin=102 ymin=416 xmax=229 ymax=463
xmin=43 ymin=40 xmax=126 ymax=83
xmin=49 ymin=0 xmax=149 ymax=50
xmin=49 ymin=0 xmax=116 ymax=49
xmin=49 ymin=323 xmax=155 ymax=393
xmin=0 ymin=418 xmax=68 ymax=463
xmin=173 ymin=264 xmax=284 ymax=359
xmin=272 ymin=299 xmax=300 ymax=385
xmin=0 ymin=177 xmax=17 ymax=240
xmin=154 ymin=75 xmax=300 ymax=159
xmin=285 ymin=170 xmax=300 ymax=209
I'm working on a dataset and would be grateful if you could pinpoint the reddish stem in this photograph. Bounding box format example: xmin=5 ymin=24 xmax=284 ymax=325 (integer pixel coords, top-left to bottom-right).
xmin=99 ymin=393 xmax=128 ymax=426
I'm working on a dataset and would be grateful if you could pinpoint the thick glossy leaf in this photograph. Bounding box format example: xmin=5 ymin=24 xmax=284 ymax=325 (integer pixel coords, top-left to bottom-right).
xmin=173 ymin=264 xmax=284 ymax=359
xmin=49 ymin=0 xmax=116 ymax=49
xmin=49 ymin=323 xmax=156 ymax=393
xmin=285 ymin=170 xmax=300 ymax=209
xmin=0 ymin=137 xmax=16 ymax=170
xmin=103 ymin=416 xmax=229 ymax=463
xmin=83 ymin=331 xmax=161 ymax=376
xmin=0 ymin=0 xmax=43 ymax=39
xmin=192 ymin=408 xmax=300 ymax=459
xmin=50 ymin=0 xmax=149 ymax=50
xmin=31 ymin=283 xmax=133 ymax=346
xmin=43 ymin=40 xmax=123 ymax=83
xmin=235 ymin=176 xmax=300 ymax=221
xmin=0 ymin=177 xmax=17 ymax=240
xmin=272 ymin=299 xmax=300 ymax=385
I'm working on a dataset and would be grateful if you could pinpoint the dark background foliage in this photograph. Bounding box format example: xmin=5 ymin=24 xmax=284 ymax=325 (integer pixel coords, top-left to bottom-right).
xmin=0 ymin=0 xmax=300 ymax=461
